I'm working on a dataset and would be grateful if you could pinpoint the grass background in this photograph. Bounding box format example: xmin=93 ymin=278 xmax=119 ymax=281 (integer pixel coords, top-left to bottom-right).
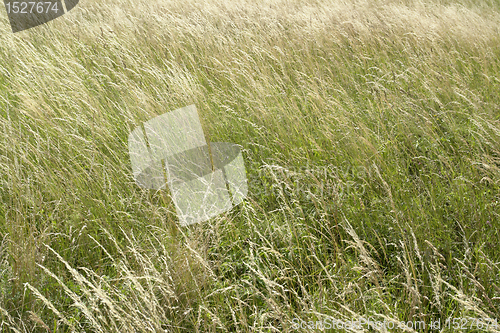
xmin=0 ymin=0 xmax=499 ymax=331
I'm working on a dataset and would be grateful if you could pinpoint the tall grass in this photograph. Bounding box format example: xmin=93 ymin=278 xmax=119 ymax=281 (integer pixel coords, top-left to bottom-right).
xmin=0 ymin=0 xmax=499 ymax=331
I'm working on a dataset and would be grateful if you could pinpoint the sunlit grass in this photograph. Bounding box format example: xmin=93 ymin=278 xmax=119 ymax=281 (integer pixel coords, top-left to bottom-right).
xmin=0 ymin=0 xmax=499 ymax=331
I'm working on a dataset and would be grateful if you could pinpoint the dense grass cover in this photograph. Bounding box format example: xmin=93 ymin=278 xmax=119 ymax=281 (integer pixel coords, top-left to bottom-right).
xmin=0 ymin=0 xmax=499 ymax=331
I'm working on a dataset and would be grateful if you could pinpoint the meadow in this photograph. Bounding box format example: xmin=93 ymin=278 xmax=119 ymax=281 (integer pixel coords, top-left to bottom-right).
xmin=0 ymin=0 xmax=500 ymax=331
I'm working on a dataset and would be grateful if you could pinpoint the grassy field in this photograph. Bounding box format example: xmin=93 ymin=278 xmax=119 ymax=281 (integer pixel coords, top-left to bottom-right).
xmin=0 ymin=0 xmax=500 ymax=331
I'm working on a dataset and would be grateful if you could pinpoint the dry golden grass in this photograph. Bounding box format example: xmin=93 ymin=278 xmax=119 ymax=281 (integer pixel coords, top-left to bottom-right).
xmin=0 ymin=0 xmax=499 ymax=331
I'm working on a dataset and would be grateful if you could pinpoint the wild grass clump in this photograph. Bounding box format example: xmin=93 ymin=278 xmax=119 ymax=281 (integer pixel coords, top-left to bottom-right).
xmin=0 ymin=0 xmax=499 ymax=331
